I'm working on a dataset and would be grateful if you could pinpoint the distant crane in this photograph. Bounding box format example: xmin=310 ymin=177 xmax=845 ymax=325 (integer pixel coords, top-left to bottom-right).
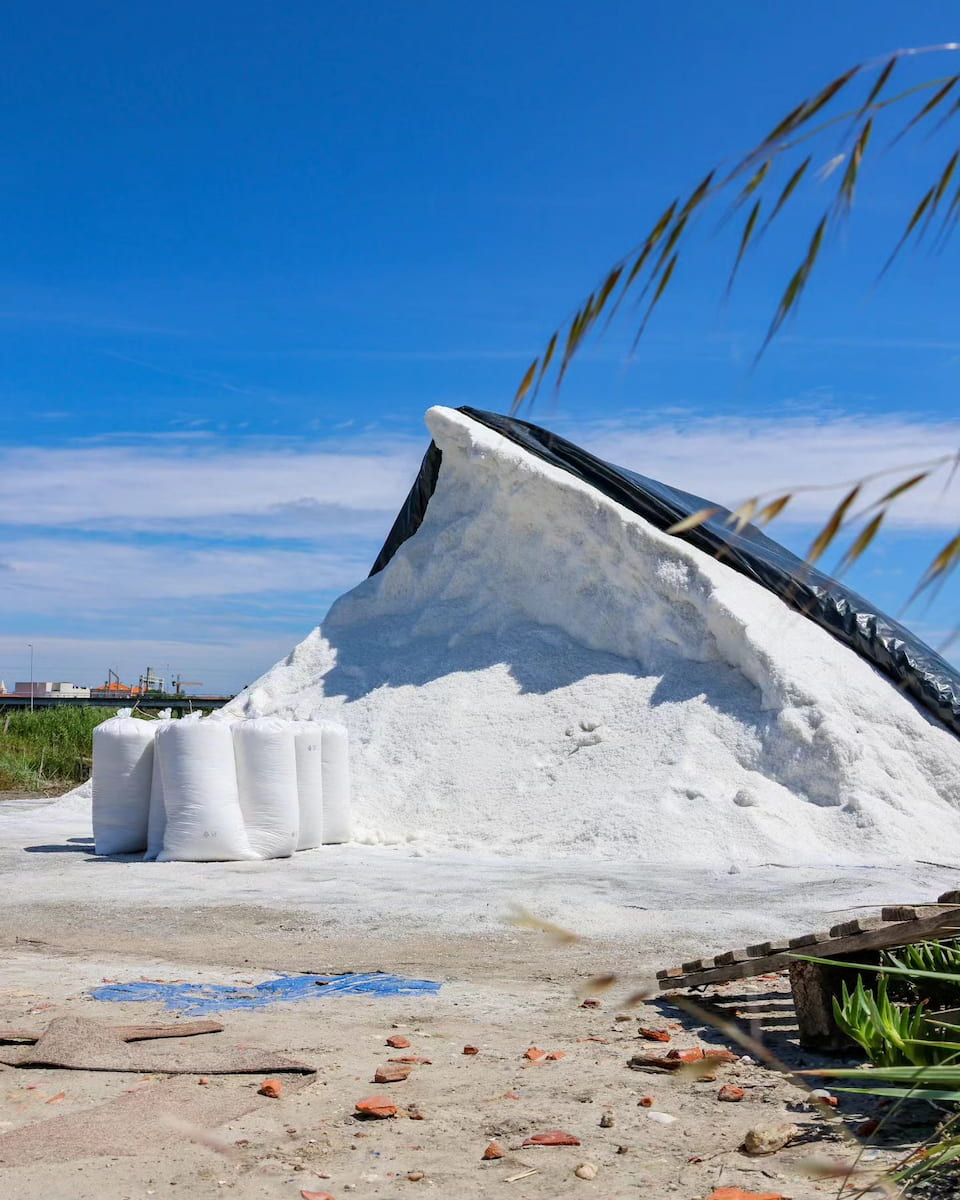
xmin=173 ymin=675 xmax=203 ymax=697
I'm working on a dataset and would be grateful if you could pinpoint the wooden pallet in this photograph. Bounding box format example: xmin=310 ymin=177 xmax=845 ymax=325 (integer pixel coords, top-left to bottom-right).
xmin=656 ymin=897 xmax=960 ymax=1050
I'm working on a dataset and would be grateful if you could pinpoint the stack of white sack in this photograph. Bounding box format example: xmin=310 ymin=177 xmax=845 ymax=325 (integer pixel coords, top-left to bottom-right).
xmin=91 ymin=712 xmax=351 ymax=860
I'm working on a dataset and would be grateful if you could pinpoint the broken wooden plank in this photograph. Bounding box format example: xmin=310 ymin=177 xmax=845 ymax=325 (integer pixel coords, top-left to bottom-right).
xmin=657 ymin=907 xmax=960 ymax=990
xmin=788 ymin=931 xmax=830 ymax=949
xmin=937 ymin=890 xmax=960 ymax=905
xmin=656 ymin=968 xmax=683 ymax=981
xmin=713 ymin=948 xmax=752 ymax=967
xmin=746 ymin=940 xmax=789 ymax=958
xmin=788 ymin=960 xmax=854 ymax=1052
xmin=829 ymin=916 xmax=889 ymax=939
xmin=681 ymin=958 xmax=708 ymax=973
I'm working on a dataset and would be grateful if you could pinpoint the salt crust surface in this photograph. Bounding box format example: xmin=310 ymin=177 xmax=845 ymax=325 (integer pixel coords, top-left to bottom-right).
xmin=229 ymin=406 xmax=960 ymax=866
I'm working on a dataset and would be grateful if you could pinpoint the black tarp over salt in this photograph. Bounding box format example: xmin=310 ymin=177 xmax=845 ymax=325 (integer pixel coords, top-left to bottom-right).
xmin=370 ymin=407 xmax=960 ymax=740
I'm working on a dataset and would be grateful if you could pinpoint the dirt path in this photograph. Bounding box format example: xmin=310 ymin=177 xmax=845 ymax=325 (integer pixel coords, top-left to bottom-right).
xmin=0 ymin=931 xmax=914 ymax=1200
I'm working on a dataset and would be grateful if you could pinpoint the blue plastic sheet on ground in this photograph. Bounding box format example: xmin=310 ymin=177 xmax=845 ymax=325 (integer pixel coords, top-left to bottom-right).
xmin=88 ymin=972 xmax=442 ymax=1016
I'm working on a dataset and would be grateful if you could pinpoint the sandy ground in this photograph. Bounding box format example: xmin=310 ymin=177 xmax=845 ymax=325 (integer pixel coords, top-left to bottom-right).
xmin=1 ymin=791 xmax=955 ymax=1199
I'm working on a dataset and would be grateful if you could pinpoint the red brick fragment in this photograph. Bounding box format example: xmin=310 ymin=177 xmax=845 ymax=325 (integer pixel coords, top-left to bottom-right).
xmin=300 ymin=1192 xmax=336 ymax=1200
xmin=482 ymin=1140 xmax=505 ymax=1160
xmin=257 ymin=1079 xmax=282 ymax=1098
xmin=718 ymin=1084 xmax=745 ymax=1102
xmin=462 ymin=1044 xmax=479 ymax=1055
xmin=546 ymin=1050 xmax=566 ymax=1061
xmin=388 ymin=1056 xmax=432 ymax=1064
xmin=523 ymin=1046 xmax=546 ymax=1061
xmin=386 ymin=1035 xmax=410 ymax=1049
xmin=522 ymin=1130 xmax=581 ymax=1147
xmin=637 ymin=1027 xmax=671 ymax=1042
xmin=707 ymin=1189 xmax=783 ymax=1200
xmin=374 ymin=1063 xmax=412 ymax=1083
xmin=638 ymin=1096 xmax=654 ymax=1107
xmin=355 ymin=1094 xmax=398 ymax=1118
xmin=503 ymin=1090 xmax=520 ymax=1099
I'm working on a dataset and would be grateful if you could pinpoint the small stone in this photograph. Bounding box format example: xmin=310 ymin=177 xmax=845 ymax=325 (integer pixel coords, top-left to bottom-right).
xmin=522 ymin=1130 xmax=581 ymax=1147
xmin=742 ymin=1121 xmax=800 ymax=1156
xmin=574 ymin=1162 xmax=598 ymax=1180
xmin=197 ymin=1077 xmax=209 ymax=1086
xmin=386 ymin=1035 xmax=410 ymax=1049
xmin=257 ymin=1079 xmax=282 ymax=1098
xmin=374 ymin=1064 xmax=412 ymax=1083
xmin=355 ymin=1095 xmax=398 ymax=1119
xmin=616 ymin=1145 xmax=629 ymax=1155
xmin=614 ymin=1013 xmax=631 ymax=1022
xmin=637 ymin=1027 xmax=671 ymax=1043
xmin=718 ymin=1084 xmax=745 ymax=1102
xmin=645 ymin=1110 xmax=677 ymax=1125
xmin=599 ymin=1112 xmax=614 ymax=1128
xmin=462 ymin=1045 xmax=479 ymax=1055
xmin=637 ymin=1096 xmax=654 ymax=1107
xmin=503 ymin=1091 xmax=520 ymax=1100
xmin=482 ymin=1141 xmax=505 ymax=1160
xmin=407 ymin=1172 xmax=425 ymax=1181
xmin=523 ymin=1046 xmax=546 ymax=1061
xmin=580 ymin=999 xmax=601 ymax=1008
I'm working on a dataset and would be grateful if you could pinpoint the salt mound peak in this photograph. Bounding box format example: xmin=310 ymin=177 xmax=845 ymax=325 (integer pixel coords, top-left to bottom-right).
xmin=233 ymin=406 xmax=960 ymax=865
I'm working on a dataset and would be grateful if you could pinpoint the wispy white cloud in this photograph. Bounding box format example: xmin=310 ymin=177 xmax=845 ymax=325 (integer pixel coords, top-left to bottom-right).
xmin=3 ymin=408 xmax=958 ymax=691
xmin=569 ymin=413 xmax=960 ymax=528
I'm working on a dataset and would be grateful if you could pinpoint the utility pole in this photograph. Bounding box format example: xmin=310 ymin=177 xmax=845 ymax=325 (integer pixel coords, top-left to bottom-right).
xmin=27 ymin=643 xmax=33 ymax=712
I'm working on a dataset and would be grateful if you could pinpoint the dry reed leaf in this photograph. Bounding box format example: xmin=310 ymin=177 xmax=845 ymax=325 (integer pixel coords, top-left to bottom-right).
xmin=506 ymin=905 xmax=580 ymax=945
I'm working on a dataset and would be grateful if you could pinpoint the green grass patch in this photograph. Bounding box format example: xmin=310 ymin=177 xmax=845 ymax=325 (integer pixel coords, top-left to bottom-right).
xmin=0 ymin=707 xmax=124 ymax=791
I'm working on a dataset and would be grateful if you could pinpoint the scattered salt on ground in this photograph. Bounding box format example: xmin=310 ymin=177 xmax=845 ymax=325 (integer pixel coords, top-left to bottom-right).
xmin=230 ymin=406 xmax=960 ymax=866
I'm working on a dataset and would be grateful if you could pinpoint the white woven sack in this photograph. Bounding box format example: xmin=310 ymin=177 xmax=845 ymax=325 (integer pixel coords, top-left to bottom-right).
xmin=156 ymin=720 xmax=257 ymax=861
xmin=293 ymin=722 xmax=324 ymax=849
xmin=233 ymin=717 xmax=299 ymax=859
xmin=92 ymin=714 xmax=156 ymax=855
xmin=318 ymin=719 xmax=351 ymax=844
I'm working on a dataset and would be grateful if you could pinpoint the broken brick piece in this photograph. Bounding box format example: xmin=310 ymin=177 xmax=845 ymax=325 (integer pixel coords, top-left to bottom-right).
xmin=355 ymin=1094 xmax=398 ymax=1118
xmin=523 ymin=1130 xmax=581 ymax=1147
xmin=374 ymin=1063 xmax=412 ymax=1083
xmin=257 ymin=1079 xmax=282 ymax=1098
xmin=637 ymin=1027 xmax=671 ymax=1042
xmin=546 ymin=1050 xmax=566 ymax=1061
xmin=707 ymin=1190 xmax=783 ymax=1200
xmin=386 ymin=1035 xmax=410 ymax=1049
xmin=482 ymin=1140 xmax=505 ymax=1160
xmin=718 ymin=1085 xmax=745 ymax=1102
xmin=389 ymin=1056 xmax=432 ymax=1064
xmin=666 ymin=1047 xmax=704 ymax=1062
xmin=462 ymin=1045 xmax=479 ymax=1055
xmin=523 ymin=1046 xmax=546 ymax=1061
xmin=580 ymin=999 xmax=601 ymax=1009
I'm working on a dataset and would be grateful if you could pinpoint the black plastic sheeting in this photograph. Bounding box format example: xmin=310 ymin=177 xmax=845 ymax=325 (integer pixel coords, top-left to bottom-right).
xmin=370 ymin=406 xmax=960 ymax=740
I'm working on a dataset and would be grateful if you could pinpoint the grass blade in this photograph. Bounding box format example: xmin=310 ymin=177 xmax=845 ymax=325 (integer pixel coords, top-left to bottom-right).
xmin=806 ymin=484 xmax=861 ymax=564
xmin=666 ymin=506 xmax=721 ymax=534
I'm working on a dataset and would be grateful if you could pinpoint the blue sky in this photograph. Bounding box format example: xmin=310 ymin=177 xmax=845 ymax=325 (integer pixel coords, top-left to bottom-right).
xmin=2 ymin=1 xmax=959 ymax=693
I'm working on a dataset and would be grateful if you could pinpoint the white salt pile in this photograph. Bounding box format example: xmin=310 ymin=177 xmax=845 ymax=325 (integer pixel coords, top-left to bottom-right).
xmin=231 ymin=406 xmax=960 ymax=866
